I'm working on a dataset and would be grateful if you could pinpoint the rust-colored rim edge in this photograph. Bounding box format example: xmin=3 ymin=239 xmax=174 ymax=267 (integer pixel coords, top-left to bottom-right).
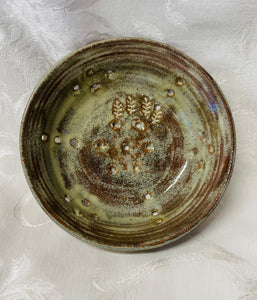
xmin=20 ymin=37 xmax=236 ymax=252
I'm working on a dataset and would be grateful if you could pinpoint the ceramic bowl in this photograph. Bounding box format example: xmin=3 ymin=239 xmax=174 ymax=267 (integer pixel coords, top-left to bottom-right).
xmin=20 ymin=38 xmax=235 ymax=251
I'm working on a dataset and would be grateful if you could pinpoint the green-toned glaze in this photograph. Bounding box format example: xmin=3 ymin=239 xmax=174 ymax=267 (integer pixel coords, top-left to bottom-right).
xmin=20 ymin=38 xmax=235 ymax=251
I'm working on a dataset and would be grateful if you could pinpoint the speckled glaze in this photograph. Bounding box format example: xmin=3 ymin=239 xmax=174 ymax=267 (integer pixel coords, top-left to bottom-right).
xmin=20 ymin=38 xmax=235 ymax=251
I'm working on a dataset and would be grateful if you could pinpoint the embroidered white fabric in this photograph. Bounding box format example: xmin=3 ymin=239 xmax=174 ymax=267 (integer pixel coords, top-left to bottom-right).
xmin=0 ymin=0 xmax=256 ymax=299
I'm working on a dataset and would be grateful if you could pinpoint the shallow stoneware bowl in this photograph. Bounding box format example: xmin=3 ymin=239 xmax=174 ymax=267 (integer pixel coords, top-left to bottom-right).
xmin=20 ymin=38 xmax=235 ymax=251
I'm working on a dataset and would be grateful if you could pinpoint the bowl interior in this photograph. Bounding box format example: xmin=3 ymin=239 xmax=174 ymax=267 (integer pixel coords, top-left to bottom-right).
xmin=21 ymin=39 xmax=235 ymax=250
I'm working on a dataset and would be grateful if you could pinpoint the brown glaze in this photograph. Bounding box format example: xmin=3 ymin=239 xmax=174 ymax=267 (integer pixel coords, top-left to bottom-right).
xmin=20 ymin=38 xmax=236 ymax=251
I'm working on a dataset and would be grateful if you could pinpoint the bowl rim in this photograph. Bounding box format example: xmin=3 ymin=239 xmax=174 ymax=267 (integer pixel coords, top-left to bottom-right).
xmin=19 ymin=37 xmax=236 ymax=252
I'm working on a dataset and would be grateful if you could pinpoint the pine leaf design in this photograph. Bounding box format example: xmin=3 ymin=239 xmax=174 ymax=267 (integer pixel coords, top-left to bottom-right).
xmin=126 ymin=95 xmax=137 ymax=114
xmin=151 ymin=105 xmax=163 ymax=125
xmin=141 ymin=96 xmax=152 ymax=118
xmin=112 ymin=98 xmax=124 ymax=119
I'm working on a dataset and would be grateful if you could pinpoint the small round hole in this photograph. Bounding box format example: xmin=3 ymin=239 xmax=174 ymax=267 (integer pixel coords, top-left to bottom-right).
xmin=145 ymin=193 xmax=151 ymax=200
xmin=82 ymin=199 xmax=90 ymax=207
xmin=132 ymin=119 xmax=145 ymax=131
xmin=167 ymin=89 xmax=175 ymax=97
xmin=152 ymin=209 xmax=159 ymax=216
xmin=70 ymin=138 xmax=79 ymax=148
xmin=142 ymin=142 xmax=154 ymax=153
xmin=73 ymin=84 xmax=80 ymax=91
xmin=54 ymin=136 xmax=61 ymax=144
xmin=41 ymin=133 xmax=48 ymax=142
xmin=91 ymin=214 xmax=99 ymax=220
xmin=109 ymin=166 xmax=117 ymax=174
xmin=109 ymin=119 xmax=122 ymax=131
xmin=106 ymin=164 xmax=118 ymax=174
xmin=113 ymin=121 xmax=118 ymax=127
xmin=175 ymin=77 xmax=184 ymax=87
xmin=133 ymin=165 xmax=141 ymax=173
xmin=95 ymin=139 xmax=107 ymax=150
xmin=192 ymin=147 xmax=198 ymax=155
xmin=105 ymin=70 xmax=114 ymax=78
xmin=90 ymin=83 xmax=100 ymax=92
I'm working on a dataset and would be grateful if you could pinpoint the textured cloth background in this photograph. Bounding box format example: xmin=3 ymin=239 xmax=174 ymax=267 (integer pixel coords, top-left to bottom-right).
xmin=0 ymin=0 xmax=257 ymax=299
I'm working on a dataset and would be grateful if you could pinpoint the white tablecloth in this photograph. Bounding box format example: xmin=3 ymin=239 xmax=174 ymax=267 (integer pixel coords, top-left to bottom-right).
xmin=0 ymin=1 xmax=256 ymax=299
